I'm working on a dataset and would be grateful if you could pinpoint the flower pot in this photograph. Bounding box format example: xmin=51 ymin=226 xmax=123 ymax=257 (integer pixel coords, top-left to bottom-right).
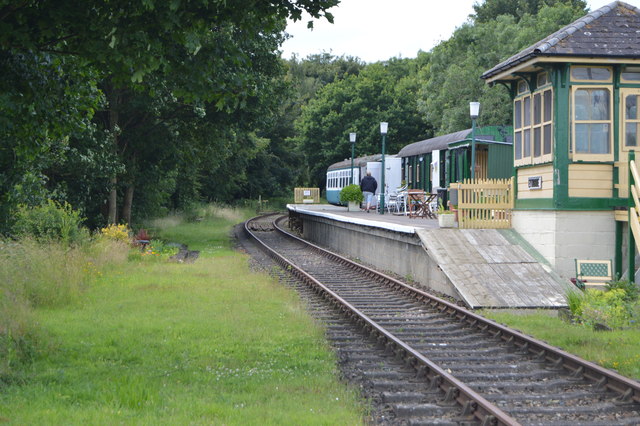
xmin=438 ymin=213 xmax=455 ymax=228
xmin=348 ymin=200 xmax=360 ymax=212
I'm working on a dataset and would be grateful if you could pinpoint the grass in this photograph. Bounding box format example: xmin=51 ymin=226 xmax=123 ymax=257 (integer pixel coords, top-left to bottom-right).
xmin=481 ymin=310 xmax=640 ymax=380
xmin=0 ymin=206 xmax=365 ymax=424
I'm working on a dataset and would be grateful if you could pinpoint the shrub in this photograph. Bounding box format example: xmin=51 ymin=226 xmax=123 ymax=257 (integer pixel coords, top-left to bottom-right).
xmin=339 ymin=184 xmax=364 ymax=204
xmin=571 ymin=289 xmax=636 ymax=330
xmin=12 ymin=200 xmax=88 ymax=245
xmin=100 ymin=224 xmax=131 ymax=243
xmin=606 ymin=278 xmax=639 ymax=302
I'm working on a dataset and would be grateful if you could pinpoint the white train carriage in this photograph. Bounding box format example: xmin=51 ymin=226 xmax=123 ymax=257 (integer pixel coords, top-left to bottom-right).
xmin=326 ymin=154 xmax=401 ymax=206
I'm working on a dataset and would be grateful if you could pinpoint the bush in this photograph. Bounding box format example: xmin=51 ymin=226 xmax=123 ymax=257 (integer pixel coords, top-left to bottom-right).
xmin=606 ymin=279 xmax=639 ymax=302
xmin=12 ymin=200 xmax=88 ymax=245
xmin=339 ymin=184 xmax=364 ymax=204
xmin=100 ymin=224 xmax=131 ymax=243
xmin=567 ymin=288 xmax=637 ymax=330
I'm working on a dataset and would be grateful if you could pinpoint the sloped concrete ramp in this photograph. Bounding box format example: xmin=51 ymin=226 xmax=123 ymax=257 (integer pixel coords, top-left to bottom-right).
xmin=416 ymin=228 xmax=571 ymax=309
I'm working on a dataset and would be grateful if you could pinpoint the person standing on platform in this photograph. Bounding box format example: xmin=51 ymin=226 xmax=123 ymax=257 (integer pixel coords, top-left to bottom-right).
xmin=360 ymin=171 xmax=377 ymax=213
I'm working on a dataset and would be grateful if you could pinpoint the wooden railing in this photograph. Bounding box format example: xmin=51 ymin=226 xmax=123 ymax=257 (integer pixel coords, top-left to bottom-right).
xmin=628 ymin=158 xmax=640 ymax=257
xmin=453 ymin=177 xmax=515 ymax=229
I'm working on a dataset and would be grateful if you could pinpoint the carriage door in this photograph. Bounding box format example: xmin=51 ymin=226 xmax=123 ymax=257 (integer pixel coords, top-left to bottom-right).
xmin=618 ymin=88 xmax=640 ymax=198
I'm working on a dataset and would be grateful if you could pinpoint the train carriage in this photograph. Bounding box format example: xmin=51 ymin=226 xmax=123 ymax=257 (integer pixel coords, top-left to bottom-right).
xmin=398 ymin=126 xmax=513 ymax=203
xmin=326 ymin=154 xmax=402 ymax=205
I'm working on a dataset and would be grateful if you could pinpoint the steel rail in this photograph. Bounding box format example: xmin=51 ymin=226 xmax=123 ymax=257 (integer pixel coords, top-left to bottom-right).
xmin=270 ymin=214 xmax=640 ymax=407
xmin=245 ymin=216 xmax=518 ymax=426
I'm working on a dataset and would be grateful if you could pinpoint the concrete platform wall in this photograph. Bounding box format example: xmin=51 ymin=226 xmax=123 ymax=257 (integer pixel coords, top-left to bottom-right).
xmin=301 ymin=214 xmax=459 ymax=299
xmin=512 ymin=210 xmax=616 ymax=279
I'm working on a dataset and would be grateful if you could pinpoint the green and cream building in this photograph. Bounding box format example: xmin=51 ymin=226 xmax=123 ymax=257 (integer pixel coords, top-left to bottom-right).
xmin=482 ymin=1 xmax=640 ymax=279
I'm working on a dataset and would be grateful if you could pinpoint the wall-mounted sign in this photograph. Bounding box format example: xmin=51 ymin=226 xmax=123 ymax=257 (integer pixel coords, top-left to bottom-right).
xmin=528 ymin=176 xmax=542 ymax=190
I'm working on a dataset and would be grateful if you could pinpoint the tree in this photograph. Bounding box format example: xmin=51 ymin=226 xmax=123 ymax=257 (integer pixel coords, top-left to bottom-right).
xmin=0 ymin=0 xmax=339 ymax=228
xmin=418 ymin=3 xmax=587 ymax=135
xmin=295 ymin=56 xmax=432 ymax=188
xmin=473 ymin=0 xmax=586 ymax=23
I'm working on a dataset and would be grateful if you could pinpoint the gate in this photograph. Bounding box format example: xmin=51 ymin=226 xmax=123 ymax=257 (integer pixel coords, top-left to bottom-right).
xmin=453 ymin=178 xmax=514 ymax=229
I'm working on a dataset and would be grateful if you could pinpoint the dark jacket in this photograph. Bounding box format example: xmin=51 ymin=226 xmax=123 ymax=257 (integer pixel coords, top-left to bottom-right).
xmin=360 ymin=175 xmax=377 ymax=193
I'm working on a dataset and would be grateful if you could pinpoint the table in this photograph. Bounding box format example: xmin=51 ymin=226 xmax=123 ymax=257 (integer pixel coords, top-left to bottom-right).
xmin=407 ymin=190 xmax=437 ymax=219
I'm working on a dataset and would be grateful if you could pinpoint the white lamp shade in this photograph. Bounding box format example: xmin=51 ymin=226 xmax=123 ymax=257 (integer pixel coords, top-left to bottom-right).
xmin=469 ymin=102 xmax=480 ymax=119
xmin=380 ymin=122 xmax=388 ymax=134
xmin=349 ymin=132 xmax=356 ymax=143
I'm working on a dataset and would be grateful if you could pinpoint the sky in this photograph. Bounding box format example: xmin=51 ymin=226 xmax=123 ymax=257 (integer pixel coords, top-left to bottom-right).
xmin=281 ymin=0 xmax=625 ymax=63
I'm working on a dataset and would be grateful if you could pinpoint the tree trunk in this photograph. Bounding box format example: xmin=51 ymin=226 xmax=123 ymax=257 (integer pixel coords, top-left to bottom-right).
xmin=108 ymin=177 xmax=118 ymax=224
xmin=107 ymin=85 xmax=120 ymax=224
xmin=121 ymin=184 xmax=134 ymax=225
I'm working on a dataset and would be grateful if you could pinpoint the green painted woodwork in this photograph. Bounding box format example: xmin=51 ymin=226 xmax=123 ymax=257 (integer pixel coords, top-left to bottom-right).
xmin=553 ymin=63 xmax=571 ymax=209
xmin=515 ymin=198 xmax=555 ymax=209
xmin=629 ymin=151 xmax=635 ymax=281
xmin=614 ymin=65 xmax=621 ymax=199
xmin=488 ymin=144 xmax=515 ymax=179
xmin=515 ymin=197 xmax=625 ymax=210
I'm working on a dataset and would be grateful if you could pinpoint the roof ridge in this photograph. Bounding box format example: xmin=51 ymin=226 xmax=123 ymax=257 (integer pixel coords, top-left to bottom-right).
xmin=535 ymin=1 xmax=618 ymax=54
xmin=482 ymin=1 xmax=640 ymax=81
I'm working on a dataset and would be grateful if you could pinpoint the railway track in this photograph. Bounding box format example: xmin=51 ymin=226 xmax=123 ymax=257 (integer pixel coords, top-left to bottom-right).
xmin=242 ymin=214 xmax=640 ymax=425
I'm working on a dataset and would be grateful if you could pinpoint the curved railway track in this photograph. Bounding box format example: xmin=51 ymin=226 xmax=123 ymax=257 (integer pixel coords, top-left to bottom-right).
xmin=242 ymin=213 xmax=640 ymax=425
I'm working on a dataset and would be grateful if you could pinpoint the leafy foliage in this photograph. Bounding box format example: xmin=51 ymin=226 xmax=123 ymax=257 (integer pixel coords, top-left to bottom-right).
xmin=566 ymin=281 xmax=640 ymax=330
xmin=339 ymin=185 xmax=364 ymax=203
xmin=12 ymin=200 xmax=89 ymax=245
xmin=0 ymin=0 xmax=593 ymax=230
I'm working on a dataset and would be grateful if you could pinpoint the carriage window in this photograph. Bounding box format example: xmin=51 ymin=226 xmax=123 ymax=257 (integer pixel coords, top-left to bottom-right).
xmin=571 ymin=66 xmax=612 ymax=82
xmin=572 ymin=87 xmax=612 ymax=160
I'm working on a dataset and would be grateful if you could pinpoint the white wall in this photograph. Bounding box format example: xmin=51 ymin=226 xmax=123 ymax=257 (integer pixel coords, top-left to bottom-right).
xmin=512 ymin=210 xmax=616 ymax=279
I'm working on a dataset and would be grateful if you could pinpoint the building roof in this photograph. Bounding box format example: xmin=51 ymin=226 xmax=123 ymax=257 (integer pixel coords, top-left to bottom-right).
xmin=328 ymin=154 xmax=394 ymax=171
xmin=398 ymin=129 xmax=472 ymax=157
xmin=482 ymin=1 xmax=640 ymax=81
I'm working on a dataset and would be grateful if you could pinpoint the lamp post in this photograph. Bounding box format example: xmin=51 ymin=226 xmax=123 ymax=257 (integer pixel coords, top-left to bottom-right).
xmin=379 ymin=122 xmax=388 ymax=215
xmin=349 ymin=132 xmax=357 ymax=185
xmin=469 ymin=102 xmax=480 ymax=180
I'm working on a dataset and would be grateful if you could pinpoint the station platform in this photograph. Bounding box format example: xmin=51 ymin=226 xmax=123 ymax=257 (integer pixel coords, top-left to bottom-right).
xmin=287 ymin=204 xmax=572 ymax=309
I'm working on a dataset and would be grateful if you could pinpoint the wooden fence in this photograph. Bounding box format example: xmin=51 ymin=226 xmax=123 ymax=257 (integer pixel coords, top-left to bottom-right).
xmin=453 ymin=177 xmax=515 ymax=229
xmin=294 ymin=187 xmax=320 ymax=204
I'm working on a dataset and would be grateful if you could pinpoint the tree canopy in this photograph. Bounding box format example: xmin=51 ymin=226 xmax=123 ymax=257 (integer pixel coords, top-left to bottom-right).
xmin=0 ymin=0 xmax=592 ymax=232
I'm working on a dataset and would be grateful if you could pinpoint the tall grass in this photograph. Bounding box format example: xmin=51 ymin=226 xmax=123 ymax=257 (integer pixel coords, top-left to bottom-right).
xmin=148 ymin=203 xmax=254 ymax=254
xmin=0 ymin=237 xmax=129 ymax=381
xmin=0 ymin=204 xmax=365 ymax=423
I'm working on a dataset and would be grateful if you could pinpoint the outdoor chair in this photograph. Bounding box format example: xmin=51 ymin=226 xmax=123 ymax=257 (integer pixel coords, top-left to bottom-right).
xmin=572 ymin=259 xmax=612 ymax=290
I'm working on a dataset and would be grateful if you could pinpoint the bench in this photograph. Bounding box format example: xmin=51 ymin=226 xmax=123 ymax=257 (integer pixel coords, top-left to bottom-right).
xmin=572 ymin=259 xmax=612 ymax=290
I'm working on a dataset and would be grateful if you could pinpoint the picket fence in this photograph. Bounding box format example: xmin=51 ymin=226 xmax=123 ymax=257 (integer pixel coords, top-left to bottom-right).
xmin=452 ymin=177 xmax=515 ymax=229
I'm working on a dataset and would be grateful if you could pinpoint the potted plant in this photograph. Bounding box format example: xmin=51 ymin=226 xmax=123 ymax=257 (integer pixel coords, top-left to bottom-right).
xmin=437 ymin=201 xmax=456 ymax=228
xmin=340 ymin=184 xmax=364 ymax=212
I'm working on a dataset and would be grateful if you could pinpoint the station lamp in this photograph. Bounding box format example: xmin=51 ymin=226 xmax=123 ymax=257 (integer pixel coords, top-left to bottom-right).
xmin=349 ymin=132 xmax=357 ymax=185
xmin=469 ymin=102 xmax=480 ymax=180
xmin=380 ymin=122 xmax=388 ymax=215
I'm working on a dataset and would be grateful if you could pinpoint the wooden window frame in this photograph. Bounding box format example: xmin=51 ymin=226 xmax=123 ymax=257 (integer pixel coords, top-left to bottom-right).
xmin=570 ymin=65 xmax=613 ymax=83
xmin=571 ymin=85 xmax=613 ymax=162
xmin=621 ymin=88 xmax=640 ymax=152
xmin=514 ymin=78 xmax=553 ymax=167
